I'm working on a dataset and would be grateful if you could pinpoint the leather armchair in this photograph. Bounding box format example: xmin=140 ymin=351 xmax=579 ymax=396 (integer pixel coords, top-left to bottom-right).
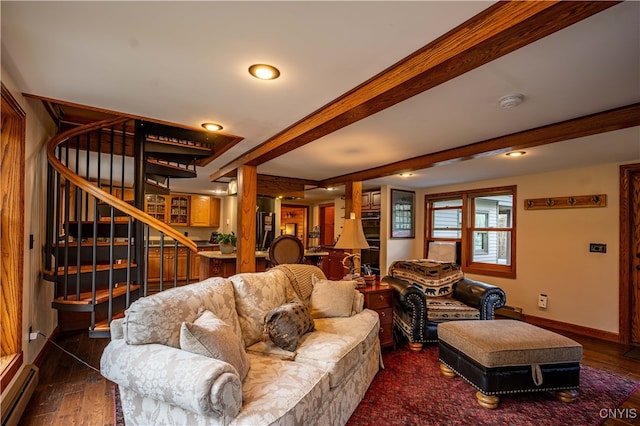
xmin=382 ymin=275 xmax=506 ymax=352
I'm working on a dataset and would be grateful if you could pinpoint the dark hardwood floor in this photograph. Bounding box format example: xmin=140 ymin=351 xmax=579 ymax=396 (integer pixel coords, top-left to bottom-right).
xmin=18 ymin=328 xmax=640 ymax=426
xmin=19 ymin=331 xmax=113 ymax=426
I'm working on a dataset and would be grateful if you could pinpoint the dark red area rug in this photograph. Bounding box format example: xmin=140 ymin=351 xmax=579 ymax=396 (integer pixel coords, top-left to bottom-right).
xmin=114 ymin=344 xmax=639 ymax=426
xmin=347 ymin=345 xmax=640 ymax=426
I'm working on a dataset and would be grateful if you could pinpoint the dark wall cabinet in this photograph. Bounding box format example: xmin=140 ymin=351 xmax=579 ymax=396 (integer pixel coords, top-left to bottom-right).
xmin=361 ymin=190 xmax=381 ymax=276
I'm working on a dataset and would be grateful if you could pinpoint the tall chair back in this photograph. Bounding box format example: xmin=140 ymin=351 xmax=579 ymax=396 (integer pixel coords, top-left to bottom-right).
xmin=268 ymin=235 xmax=304 ymax=265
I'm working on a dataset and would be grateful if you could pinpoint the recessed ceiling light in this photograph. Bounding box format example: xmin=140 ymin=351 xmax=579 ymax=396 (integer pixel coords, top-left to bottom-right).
xmin=398 ymin=172 xmax=413 ymax=177
xmin=506 ymin=151 xmax=526 ymax=157
xmin=201 ymin=122 xmax=223 ymax=132
xmin=249 ymin=64 xmax=280 ymax=80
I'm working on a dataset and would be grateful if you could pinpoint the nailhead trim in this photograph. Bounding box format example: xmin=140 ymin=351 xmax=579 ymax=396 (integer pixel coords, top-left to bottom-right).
xmin=438 ymin=360 xmax=580 ymax=396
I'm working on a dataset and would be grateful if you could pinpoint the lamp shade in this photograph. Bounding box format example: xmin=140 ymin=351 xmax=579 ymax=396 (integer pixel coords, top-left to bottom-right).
xmin=334 ymin=218 xmax=370 ymax=250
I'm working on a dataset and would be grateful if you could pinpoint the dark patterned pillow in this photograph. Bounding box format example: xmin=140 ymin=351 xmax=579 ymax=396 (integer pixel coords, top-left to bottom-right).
xmin=263 ymin=298 xmax=314 ymax=351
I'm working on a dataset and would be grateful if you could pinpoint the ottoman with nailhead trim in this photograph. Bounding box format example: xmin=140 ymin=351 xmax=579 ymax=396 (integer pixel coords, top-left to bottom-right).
xmin=438 ymin=320 xmax=582 ymax=409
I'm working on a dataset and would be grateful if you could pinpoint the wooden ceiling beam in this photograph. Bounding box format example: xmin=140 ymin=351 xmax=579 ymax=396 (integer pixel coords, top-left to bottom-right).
xmin=320 ymin=103 xmax=640 ymax=187
xmin=209 ymin=1 xmax=619 ymax=182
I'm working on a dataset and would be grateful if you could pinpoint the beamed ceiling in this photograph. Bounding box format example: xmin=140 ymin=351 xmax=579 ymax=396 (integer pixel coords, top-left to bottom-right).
xmin=3 ymin=1 xmax=638 ymax=200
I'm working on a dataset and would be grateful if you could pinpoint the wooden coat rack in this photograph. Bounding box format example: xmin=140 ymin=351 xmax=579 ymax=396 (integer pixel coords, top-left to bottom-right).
xmin=524 ymin=194 xmax=606 ymax=210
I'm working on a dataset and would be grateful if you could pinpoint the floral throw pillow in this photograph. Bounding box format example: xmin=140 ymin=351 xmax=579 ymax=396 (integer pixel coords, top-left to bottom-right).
xmin=263 ymin=298 xmax=314 ymax=352
xmin=180 ymin=310 xmax=250 ymax=381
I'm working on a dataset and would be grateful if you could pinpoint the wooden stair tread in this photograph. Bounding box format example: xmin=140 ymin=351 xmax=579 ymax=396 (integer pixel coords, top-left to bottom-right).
xmin=144 ymin=179 xmax=170 ymax=195
xmin=93 ymin=311 xmax=126 ymax=333
xmin=54 ymin=284 xmax=140 ymax=305
xmin=145 ymin=138 xmax=212 ymax=153
xmin=145 ymin=159 xmax=197 ymax=178
xmin=45 ymin=262 xmax=137 ymax=275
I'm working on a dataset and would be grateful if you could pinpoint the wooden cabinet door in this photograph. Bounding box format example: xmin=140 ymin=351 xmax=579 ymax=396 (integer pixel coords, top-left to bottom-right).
xmin=371 ymin=191 xmax=381 ymax=209
xmin=362 ymin=190 xmax=381 ymax=211
xmin=362 ymin=192 xmax=371 ymax=210
xmin=169 ymin=195 xmax=189 ymax=225
xmin=190 ymin=195 xmax=211 ymax=227
xmin=187 ymin=195 xmax=221 ymax=227
xmin=114 ymin=188 xmax=134 ymax=201
xmin=190 ymin=250 xmax=201 ymax=281
xmin=210 ymin=197 xmax=221 ymax=228
xmin=147 ymin=248 xmax=162 ymax=281
xmin=145 ymin=195 xmax=167 ymax=222
xmin=147 ymin=247 xmax=175 ymax=282
xmin=175 ymin=248 xmax=189 ymax=281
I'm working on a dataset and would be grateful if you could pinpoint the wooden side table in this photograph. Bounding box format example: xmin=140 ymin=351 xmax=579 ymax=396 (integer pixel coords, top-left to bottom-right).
xmin=359 ymin=283 xmax=395 ymax=350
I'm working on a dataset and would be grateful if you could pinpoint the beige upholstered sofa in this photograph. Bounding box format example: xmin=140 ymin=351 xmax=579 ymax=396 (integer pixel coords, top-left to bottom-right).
xmin=100 ymin=265 xmax=381 ymax=425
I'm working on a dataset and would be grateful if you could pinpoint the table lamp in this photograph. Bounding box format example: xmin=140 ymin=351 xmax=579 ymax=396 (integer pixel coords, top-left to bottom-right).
xmin=334 ymin=212 xmax=370 ymax=280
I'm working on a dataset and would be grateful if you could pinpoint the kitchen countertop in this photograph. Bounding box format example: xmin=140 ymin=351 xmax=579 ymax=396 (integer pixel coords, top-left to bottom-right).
xmin=198 ymin=250 xmax=329 ymax=260
xmin=147 ymin=239 xmax=218 ymax=248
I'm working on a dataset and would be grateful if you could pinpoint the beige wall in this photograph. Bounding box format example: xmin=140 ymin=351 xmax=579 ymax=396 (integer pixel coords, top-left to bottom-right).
xmin=380 ymin=185 xmax=425 ymax=274
xmin=418 ymin=162 xmax=634 ymax=335
xmin=2 ymin=64 xmax=57 ymax=381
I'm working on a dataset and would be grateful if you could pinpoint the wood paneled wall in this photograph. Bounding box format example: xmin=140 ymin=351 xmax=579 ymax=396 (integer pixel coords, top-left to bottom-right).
xmin=1 ymin=83 xmax=26 ymax=388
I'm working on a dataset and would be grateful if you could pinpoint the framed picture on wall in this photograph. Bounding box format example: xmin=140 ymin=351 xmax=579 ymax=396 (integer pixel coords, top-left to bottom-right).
xmin=390 ymin=189 xmax=415 ymax=238
xmin=284 ymin=223 xmax=297 ymax=236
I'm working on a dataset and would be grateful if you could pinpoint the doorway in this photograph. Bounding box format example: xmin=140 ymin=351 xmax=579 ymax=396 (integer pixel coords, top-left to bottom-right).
xmin=280 ymin=204 xmax=308 ymax=247
xmin=319 ymin=204 xmax=335 ymax=246
xmin=620 ymin=163 xmax=640 ymax=345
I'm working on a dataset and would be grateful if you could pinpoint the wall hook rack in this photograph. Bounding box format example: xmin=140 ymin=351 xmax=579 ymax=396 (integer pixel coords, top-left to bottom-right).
xmin=524 ymin=194 xmax=607 ymax=210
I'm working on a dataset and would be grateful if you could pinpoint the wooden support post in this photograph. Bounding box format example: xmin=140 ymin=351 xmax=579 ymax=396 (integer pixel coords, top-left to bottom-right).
xmin=344 ymin=181 xmax=363 ymax=219
xmin=237 ymin=165 xmax=257 ymax=273
xmin=344 ymin=181 xmax=364 ymax=274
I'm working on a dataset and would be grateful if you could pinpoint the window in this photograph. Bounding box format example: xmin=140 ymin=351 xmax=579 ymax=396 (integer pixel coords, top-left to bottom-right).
xmin=426 ymin=186 xmax=516 ymax=278
xmin=474 ymin=212 xmax=489 ymax=254
xmin=431 ymin=199 xmax=462 ymax=238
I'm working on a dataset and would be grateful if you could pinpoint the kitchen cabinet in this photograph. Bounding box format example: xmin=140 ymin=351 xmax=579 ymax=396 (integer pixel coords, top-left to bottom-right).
xmin=175 ymin=247 xmax=190 ymax=281
xmin=147 ymin=193 xmax=220 ymax=227
xmin=190 ymin=195 xmax=221 ymax=227
xmin=145 ymin=194 xmax=168 ymax=222
xmin=111 ymin=187 xmax=134 ymax=201
xmin=147 ymin=247 xmax=173 ymax=284
xmin=362 ymin=190 xmax=381 ymax=211
xmin=147 ymin=246 xmax=202 ymax=288
xmin=361 ymin=190 xmax=381 ymax=276
xmin=191 ymin=250 xmax=201 ymax=280
xmin=168 ymin=195 xmax=189 ymax=225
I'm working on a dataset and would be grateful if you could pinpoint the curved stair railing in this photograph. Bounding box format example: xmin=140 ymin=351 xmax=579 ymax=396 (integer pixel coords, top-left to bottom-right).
xmin=44 ymin=117 xmax=198 ymax=337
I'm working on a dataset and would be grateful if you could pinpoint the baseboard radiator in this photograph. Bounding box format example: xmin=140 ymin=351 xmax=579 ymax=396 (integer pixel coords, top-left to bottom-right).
xmin=1 ymin=364 xmax=39 ymax=426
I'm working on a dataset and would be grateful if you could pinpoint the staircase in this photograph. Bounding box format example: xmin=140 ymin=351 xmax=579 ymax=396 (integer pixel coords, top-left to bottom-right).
xmin=44 ymin=117 xmax=210 ymax=337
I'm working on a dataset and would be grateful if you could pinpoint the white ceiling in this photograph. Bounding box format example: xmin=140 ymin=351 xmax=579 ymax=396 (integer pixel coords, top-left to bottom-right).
xmin=2 ymin=1 xmax=639 ymax=201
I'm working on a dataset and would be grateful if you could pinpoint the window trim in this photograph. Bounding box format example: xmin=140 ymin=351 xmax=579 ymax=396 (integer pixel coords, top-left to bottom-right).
xmin=425 ymin=185 xmax=517 ymax=278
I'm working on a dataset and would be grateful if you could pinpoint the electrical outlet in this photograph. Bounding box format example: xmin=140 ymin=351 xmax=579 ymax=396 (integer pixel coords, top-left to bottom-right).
xmin=538 ymin=294 xmax=548 ymax=309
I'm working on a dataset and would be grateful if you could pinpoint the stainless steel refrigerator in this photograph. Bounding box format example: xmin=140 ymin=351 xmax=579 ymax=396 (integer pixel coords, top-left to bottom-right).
xmin=256 ymin=211 xmax=275 ymax=251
